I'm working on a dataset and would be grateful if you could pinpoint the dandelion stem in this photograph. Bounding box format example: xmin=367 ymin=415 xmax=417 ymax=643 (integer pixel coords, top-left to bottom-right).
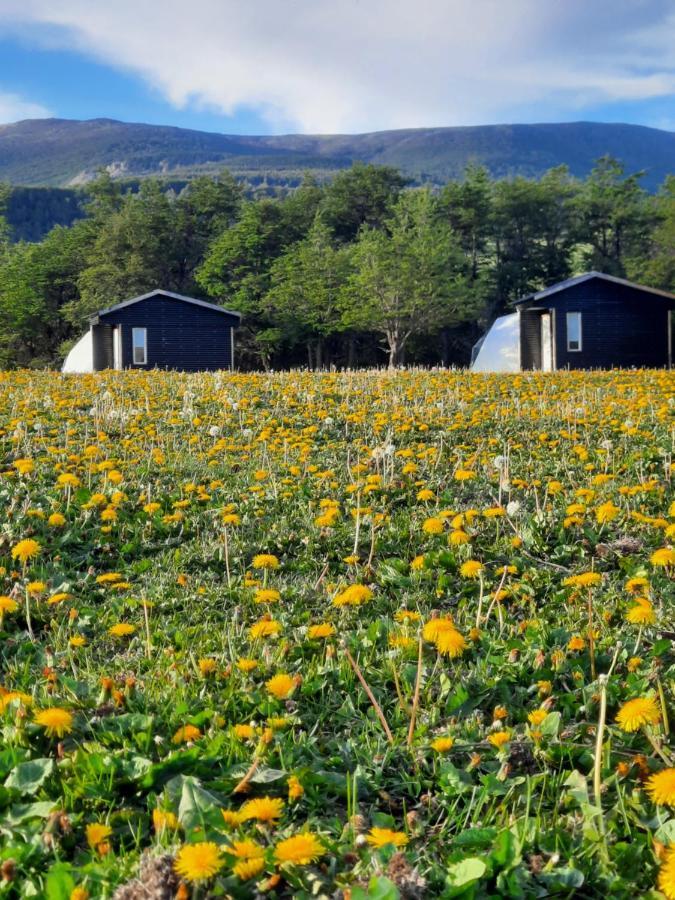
xmin=24 ymin=588 xmax=34 ymax=642
xmin=587 ymin=587 xmax=596 ymax=682
xmin=657 ymin=678 xmax=670 ymax=737
xmin=232 ymin=755 xmax=261 ymax=794
xmin=223 ymin=527 xmax=231 ymax=589
xmin=343 ymin=645 xmax=394 ymax=745
xmin=142 ymin=600 xmax=152 ymax=659
xmin=407 ymin=633 xmax=424 ymax=747
xmin=593 ymin=674 xmax=608 ymax=841
xmin=633 ymin=624 xmax=642 ymax=656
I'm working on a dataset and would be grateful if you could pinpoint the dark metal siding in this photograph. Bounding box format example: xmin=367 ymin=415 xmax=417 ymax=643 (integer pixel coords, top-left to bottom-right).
xmin=92 ymin=324 xmax=114 ymax=371
xmin=519 ymin=310 xmax=542 ymax=370
xmin=97 ymin=295 xmax=237 ymax=371
xmin=545 ymin=280 xmax=673 ymax=370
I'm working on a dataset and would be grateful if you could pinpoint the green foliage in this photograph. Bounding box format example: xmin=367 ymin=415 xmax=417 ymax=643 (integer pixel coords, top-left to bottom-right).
xmin=0 ymin=156 xmax=672 ymax=370
xmin=342 ymin=190 xmax=476 ymax=366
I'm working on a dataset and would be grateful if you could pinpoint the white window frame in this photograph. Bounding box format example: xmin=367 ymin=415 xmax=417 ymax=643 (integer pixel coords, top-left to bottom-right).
xmin=132 ymin=327 xmax=147 ymax=365
xmin=566 ymin=312 xmax=582 ymax=352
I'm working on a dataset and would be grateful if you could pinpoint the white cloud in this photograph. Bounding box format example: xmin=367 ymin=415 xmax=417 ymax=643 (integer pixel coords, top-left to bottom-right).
xmin=0 ymin=0 xmax=674 ymax=132
xmin=0 ymin=89 xmax=50 ymax=124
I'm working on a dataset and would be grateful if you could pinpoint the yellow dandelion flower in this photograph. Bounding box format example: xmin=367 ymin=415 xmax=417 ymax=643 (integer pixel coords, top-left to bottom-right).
xmin=528 ymin=709 xmax=548 ymax=726
xmin=266 ymin=673 xmax=296 ymax=700
xmin=460 ymin=560 xmax=483 ymax=578
xmin=174 ymin=842 xmax=224 ymax=882
xmin=563 ymin=572 xmax=602 ymax=588
xmin=240 ymin=796 xmax=284 ymax=823
xmin=615 ymin=696 xmax=661 ymax=732
xmin=221 ymin=809 xmax=245 ymax=827
xmin=198 ymin=658 xmax=217 ymax=676
xmin=152 ymin=809 xmax=180 ymax=832
xmin=488 ymin=730 xmax=511 ymax=749
xmin=230 ymin=838 xmax=265 ymax=859
xmin=288 ymin=774 xmax=304 ymax=801
xmin=249 ymin=619 xmax=281 ymax=640
xmin=11 ymin=539 xmax=40 ymax=566
xmin=274 ymin=832 xmax=324 ymax=865
xmin=254 ymin=588 xmax=281 ymax=604
xmin=252 ymin=554 xmax=280 ymax=570
xmin=86 ymin=823 xmax=112 ymax=849
xmin=434 ymin=627 xmax=467 ymax=658
xmin=366 ymin=827 xmax=409 ymax=849
xmin=431 ymin=736 xmax=455 ymax=752
xmin=233 ymin=858 xmax=265 ymax=880
xmin=34 ymin=707 xmax=73 ymax=738
xmin=233 ymin=723 xmax=256 ymax=740
xmin=658 ymin=845 xmax=675 ymax=900
xmin=625 ymin=598 xmax=656 ymax=625
xmin=646 ymin=768 xmax=675 ymax=806
xmin=237 ymin=657 xmax=258 ymax=672
xmin=108 ymin=623 xmax=135 ymax=637
xmin=333 ymin=584 xmax=373 ymax=607
xmin=307 ymin=623 xmax=335 ymax=639
xmin=0 ymin=596 xmax=19 ymax=615
xmin=422 ymin=517 xmax=444 ymax=535
xmin=172 ymin=724 xmax=202 ymax=744
xmin=651 ymin=547 xmax=675 ymax=567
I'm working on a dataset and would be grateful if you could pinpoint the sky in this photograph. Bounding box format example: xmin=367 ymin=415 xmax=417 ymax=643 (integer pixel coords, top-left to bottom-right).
xmin=0 ymin=0 xmax=675 ymax=135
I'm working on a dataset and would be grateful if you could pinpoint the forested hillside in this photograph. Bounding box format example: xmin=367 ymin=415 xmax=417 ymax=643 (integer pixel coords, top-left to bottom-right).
xmin=1 ymin=118 xmax=674 ymax=188
xmin=0 ymin=158 xmax=673 ymax=370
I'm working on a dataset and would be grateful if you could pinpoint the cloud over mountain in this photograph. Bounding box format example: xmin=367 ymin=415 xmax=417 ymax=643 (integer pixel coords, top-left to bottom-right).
xmin=1 ymin=1 xmax=675 ymax=132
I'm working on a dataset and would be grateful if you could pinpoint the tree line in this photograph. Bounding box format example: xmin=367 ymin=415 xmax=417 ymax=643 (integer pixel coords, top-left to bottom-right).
xmin=0 ymin=157 xmax=673 ymax=369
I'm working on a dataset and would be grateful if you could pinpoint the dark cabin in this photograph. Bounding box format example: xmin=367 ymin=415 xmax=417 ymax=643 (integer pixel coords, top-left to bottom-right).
xmin=515 ymin=272 xmax=675 ymax=370
xmin=89 ymin=289 xmax=241 ymax=372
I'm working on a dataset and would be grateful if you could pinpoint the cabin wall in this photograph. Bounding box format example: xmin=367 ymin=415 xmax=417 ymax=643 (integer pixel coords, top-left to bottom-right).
xmin=98 ymin=296 xmax=237 ymax=371
xmin=519 ymin=309 xmax=542 ymax=370
xmin=548 ymin=281 xmax=672 ymax=370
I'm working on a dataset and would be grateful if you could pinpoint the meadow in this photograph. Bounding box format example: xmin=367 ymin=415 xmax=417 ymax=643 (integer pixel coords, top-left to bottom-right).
xmin=0 ymin=367 xmax=674 ymax=899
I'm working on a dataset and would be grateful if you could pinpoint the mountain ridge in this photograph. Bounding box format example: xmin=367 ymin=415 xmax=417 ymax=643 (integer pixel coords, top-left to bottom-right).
xmin=0 ymin=117 xmax=674 ymax=189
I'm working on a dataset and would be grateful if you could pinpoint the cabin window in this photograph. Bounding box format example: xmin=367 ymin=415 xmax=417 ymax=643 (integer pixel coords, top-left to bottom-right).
xmin=132 ymin=327 xmax=147 ymax=365
xmin=566 ymin=312 xmax=582 ymax=352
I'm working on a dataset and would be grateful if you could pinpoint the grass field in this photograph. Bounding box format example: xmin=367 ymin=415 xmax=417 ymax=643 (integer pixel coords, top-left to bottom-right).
xmin=0 ymin=368 xmax=674 ymax=899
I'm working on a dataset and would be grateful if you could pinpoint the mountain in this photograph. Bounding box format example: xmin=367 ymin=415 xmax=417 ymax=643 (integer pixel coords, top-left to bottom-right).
xmin=1 ymin=117 xmax=674 ymax=190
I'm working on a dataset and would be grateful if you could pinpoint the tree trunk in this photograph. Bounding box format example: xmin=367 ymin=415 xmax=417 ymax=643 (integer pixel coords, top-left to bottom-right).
xmin=315 ymin=339 xmax=323 ymax=370
xmin=307 ymin=343 xmax=314 ymax=370
xmin=387 ymin=334 xmax=400 ymax=369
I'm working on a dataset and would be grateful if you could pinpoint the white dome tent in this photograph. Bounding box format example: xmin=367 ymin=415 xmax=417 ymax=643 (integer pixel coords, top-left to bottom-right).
xmin=62 ymin=330 xmax=94 ymax=373
xmin=470 ymin=313 xmax=520 ymax=373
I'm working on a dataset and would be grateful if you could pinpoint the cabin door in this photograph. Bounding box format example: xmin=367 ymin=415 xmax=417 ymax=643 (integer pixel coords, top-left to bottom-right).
xmin=113 ymin=327 xmax=122 ymax=370
xmin=541 ymin=314 xmax=553 ymax=371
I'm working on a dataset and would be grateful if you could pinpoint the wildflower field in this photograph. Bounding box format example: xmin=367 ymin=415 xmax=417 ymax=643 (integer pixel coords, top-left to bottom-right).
xmin=1 ymin=368 xmax=674 ymax=900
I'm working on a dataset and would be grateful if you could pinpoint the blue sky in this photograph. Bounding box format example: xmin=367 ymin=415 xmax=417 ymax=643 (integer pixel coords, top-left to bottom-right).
xmin=1 ymin=1 xmax=674 ymax=135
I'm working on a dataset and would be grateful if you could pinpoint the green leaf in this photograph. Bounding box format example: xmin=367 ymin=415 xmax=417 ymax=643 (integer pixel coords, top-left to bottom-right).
xmin=167 ymin=775 xmax=225 ymax=832
xmin=45 ymin=864 xmax=75 ymax=900
xmin=5 ymin=800 xmax=57 ymax=824
xmin=655 ymin=818 xmax=675 ymax=844
xmin=350 ymin=876 xmax=400 ymax=900
xmin=490 ymin=829 xmax=520 ymax=869
xmin=439 ymin=761 xmax=472 ymax=795
xmin=5 ymin=759 xmax=54 ymax=795
xmin=445 ymin=857 xmax=487 ymax=894
xmin=540 ymin=711 xmax=561 ymax=737
xmin=453 ymin=828 xmax=497 ymax=850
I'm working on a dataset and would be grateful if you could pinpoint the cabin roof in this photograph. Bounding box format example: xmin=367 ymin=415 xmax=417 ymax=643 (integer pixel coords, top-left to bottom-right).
xmin=91 ymin=289 xmax=242 ymax=322
xmin=514 ymin=271 xmax=675 ymax=306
